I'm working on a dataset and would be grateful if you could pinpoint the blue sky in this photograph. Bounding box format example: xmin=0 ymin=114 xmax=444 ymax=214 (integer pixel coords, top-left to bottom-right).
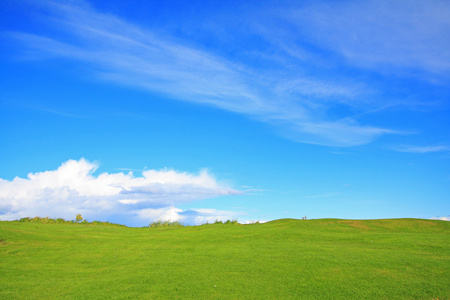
xmin=1 ymin=0 xmax=449 ymax=226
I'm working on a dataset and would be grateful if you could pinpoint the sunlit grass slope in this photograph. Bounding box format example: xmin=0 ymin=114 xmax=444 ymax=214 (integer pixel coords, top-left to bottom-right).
xmin=1 ymin=218 xmax=449 ymax=299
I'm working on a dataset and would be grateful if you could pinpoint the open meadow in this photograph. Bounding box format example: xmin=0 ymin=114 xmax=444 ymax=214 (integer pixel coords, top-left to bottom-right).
xmin=0 ymin=218 xmax=449 ymax=299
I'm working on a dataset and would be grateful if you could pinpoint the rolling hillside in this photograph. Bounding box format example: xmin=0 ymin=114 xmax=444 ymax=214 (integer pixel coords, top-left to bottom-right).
xmin=1 ymin=218 xmax=449 ymax=299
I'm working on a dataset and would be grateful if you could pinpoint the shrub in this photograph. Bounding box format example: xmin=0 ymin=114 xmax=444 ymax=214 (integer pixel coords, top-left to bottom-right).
xmin=76 ymin=214 xmax=83 ymax=223
xmin=149 ymin=220 xmax=183 ymax=228
xmin=225 ymin=219 xmax=238 ymax=225
xmin=14 ymin=216 xmax=125 ymax=227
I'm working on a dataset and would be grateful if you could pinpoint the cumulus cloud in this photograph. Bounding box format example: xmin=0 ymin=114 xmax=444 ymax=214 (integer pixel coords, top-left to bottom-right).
xmin=135 ymin=207 xmax=248 ymax=225
xmin=240 ymin=219 xmax=268 ymax=225
xmin=0 ymin=158 xmax=241 ymax=225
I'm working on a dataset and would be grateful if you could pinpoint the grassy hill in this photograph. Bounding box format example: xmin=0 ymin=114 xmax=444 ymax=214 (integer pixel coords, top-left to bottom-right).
xmin=1 ymin=218 xmax=449 ymax=299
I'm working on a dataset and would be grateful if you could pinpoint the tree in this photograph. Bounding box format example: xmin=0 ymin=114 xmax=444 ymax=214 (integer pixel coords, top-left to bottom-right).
xmin=76 ymin=214 xmax=83 ymax=223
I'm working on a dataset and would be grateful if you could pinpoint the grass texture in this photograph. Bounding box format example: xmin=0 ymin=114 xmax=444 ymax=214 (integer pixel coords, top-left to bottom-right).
xmin=0 ymin=218 xmax=448 ymax=299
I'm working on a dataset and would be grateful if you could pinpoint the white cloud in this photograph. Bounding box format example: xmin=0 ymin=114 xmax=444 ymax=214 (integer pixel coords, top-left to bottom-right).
xmin=392 ymin=145 xmax=450 ymax=153
xmin=305 ymin=192 xmax=339 ymax=199
xmin=240 ymin=219 xmax=268 ymax=225
xmin=135 ymin=207 xmax=247 ymax=225
xmin=431 ymin=216 xmax=450 ymax=221
xmin=281 ymin=0 xmax=450 ymax=78
xmin=0 ymin=158 xmax=240 ymax=225
xmin=136 ymin=207 xmax=183 ymax=223
xmin=5 ymin=0 xmax=406 ymax=147
xmin=282 ymin=119 xmax=400 ymax=147
xmin=184 ymin=208 xmax=245 ymax=225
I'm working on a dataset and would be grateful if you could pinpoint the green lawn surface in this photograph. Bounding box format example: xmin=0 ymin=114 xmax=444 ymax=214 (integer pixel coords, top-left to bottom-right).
xmin=1 ymin=218 xmax=449 ymax=299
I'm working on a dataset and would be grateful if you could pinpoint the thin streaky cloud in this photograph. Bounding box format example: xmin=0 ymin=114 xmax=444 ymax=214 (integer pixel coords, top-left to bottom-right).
xmin=279 ymin=0 xmax=450 ymax=78
xmin=3 ymin=99 xmax=87 ymax=119
xmin=392 ymin=145 xmax=450 ymax=154
xmin=329 ymin=151 xmax=352 ymax=155
xmin=306 ymin=192 xmax=339 ymax=199
xmin=6 ymin=0 xmax=426 ymax=147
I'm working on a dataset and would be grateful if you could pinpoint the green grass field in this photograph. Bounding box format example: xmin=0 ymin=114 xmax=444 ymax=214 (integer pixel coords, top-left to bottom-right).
xmin=1 ymin=218 xmax=449 ymax=299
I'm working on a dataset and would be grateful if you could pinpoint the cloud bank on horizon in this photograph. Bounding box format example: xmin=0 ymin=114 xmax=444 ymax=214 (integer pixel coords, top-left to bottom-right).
xmin=6 ymin=0 xmax=449 ymax=147
xmin=0 ymin=158 xmax=242 ymax=225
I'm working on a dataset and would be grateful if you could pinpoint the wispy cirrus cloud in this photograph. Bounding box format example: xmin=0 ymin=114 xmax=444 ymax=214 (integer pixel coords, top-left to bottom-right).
xmin=3 ymin=99 xmax=87 ymax=118
xmin=275 ymin=0 xmax=450 ymax=78
xmin=0 ymin=158 xmax=241 ymax=225
xmin=3 ymin=0 xmax=418 ymax=147
xmin=391 ymin=145 xmax=450 ymax=154
xmin=305 ymin=192 xmax=339 ymax=199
